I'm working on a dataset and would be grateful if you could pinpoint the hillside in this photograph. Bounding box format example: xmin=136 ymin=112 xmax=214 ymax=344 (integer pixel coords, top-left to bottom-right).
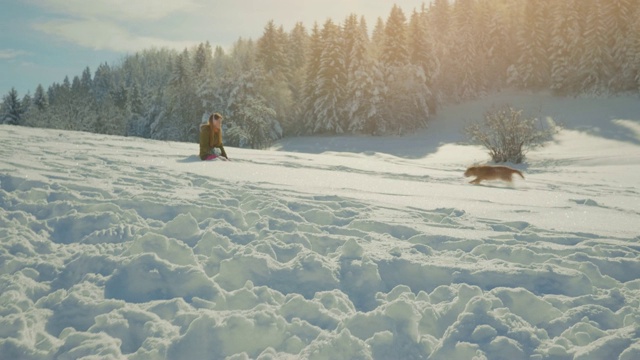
xmin=1 ymin=92 xmax=639 ymax=359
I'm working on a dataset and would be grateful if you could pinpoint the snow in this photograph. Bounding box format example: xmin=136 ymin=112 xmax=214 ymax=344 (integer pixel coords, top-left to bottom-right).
xmin=1 ymin=91 xmax=640 ymax=359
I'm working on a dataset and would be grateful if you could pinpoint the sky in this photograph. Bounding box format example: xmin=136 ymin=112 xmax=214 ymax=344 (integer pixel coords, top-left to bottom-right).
xmin=0 ymin=0 xmax=430 ymax=97
xmin=1 ymin=92 xmax=640 ymax=359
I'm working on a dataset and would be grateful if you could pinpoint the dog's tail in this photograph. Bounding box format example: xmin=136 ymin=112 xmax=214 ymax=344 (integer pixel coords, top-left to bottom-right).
xmin=515 ymin=169 xmax=525 ymax=179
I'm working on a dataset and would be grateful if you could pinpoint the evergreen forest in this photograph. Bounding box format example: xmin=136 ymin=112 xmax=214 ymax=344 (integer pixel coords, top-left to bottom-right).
xmin=2 ymin=0 xmax=640 ymax=148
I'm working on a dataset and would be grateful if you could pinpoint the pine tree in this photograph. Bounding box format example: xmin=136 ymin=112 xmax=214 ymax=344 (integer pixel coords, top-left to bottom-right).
xmin=257 ymin=20 xmax=290 ymax=79
xmin=22 ymin=88 xmax=47 ymax=128
xmin=313 ymin=19 xmax=345 ymax=134
xmin=93 ymin=63 xmax=113 ymax=102
xmin=485 ymin=3 xmax=512 ymax=90
xmin=231 ymin=96 xmax=279 ymax=149
xmin=80 ymin=67 xmax=92 ymax=92
xmin=603 ymin=0 xmax=639 ymax=91
xmin=288 ymin=22 xmax=308 ymax=71
xmin=377 ymin=5 xmax=432 ymax=133
xmin=287 ymin=22 xmax=309 ymax=134
xmin=343 ymin=15 xmax=378 ymax=133
xmin=409 ymin=6 xmax=437 ymax=113
xmin=515 ymin=0 xmax=552 ymax=89
xmin=429 ymin=0 xmax=450 ymax=41
xmin=382 ymin=64 xmax=430 ymax=134
xmin=170 ymin=49 xmax=193 ymax=87
xmin=301 ymin=23 xmax=323 ymax=134
xmin=21 ymin=93 xmax=32 ymax=115
xmin=381 ymin=5 xmax=409 ymax=68
xmin=428 ymin=0 xmax=451 ymax=102
xmin=212 ymin=46 xmax=228 ymax=80
xmin=255 ymin=21 xmax=293 ymax=135
xmin=630 ymin=6 xmax=640 ymax=90
xmin=159 ymin=48 xmax=201 ymax=141
xmin=579 ymin=0 xmax=611 ymax=94
xmin=192 ymin=42 xmax=215 ymax=123
xmin=549 ymin=0 xmax=581 ymax=94
xmin=194 ymin=42 xmax=213 ymax=76
xmin=1 ymin=88 xmax=22 ymax=125
xmin=447 ymin=0 xmax=481 ymax=101
xmin=127 ymin=82 xmax=147 ymax=137
xmin=33 ymin=84 xmax=48 ymax=111
xmin=221 ymin=67 xmax=282 ymax=148
xmin=370 ymin=17 xmax=386 ymax=60
xmin=473 ymin=0 xmax=494 ymax=92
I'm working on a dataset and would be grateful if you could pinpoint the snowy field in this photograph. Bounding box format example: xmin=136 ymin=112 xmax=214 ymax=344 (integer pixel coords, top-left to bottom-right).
xmin=1 ymin=92 xmax=640 ymax=359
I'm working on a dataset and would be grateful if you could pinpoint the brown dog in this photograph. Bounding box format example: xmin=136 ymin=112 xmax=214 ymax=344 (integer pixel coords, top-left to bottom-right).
xmin=464 ymin=165 xmax=524 ymax=185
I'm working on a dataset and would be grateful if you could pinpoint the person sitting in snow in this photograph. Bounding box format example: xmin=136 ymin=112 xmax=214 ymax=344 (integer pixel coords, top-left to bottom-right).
xmin=199 ymin=112 xmax=229 ymax=160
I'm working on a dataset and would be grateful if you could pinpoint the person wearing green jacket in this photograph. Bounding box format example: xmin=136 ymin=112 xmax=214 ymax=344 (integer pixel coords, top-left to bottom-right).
xmin=199 ymin=113 xmax=229 ymax=160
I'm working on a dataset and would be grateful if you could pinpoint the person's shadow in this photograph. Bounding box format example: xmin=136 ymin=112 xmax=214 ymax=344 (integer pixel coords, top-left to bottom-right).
xmin=177 ymin=155 xmax=201 ymax=163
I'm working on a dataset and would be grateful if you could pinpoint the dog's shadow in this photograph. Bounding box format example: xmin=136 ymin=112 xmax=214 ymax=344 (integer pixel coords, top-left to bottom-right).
xmin=469 ymin=183 xmax=519 ymax=190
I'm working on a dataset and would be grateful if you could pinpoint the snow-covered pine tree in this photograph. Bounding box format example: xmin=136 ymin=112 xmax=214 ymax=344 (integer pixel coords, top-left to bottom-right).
xmin=126 ymin=82 xmax=147 ymax=137
xmin=193 ymin=42 xmax=213 ymax=76
xmin=444 ymin=0 xmax=484 ymax=102
xmin=578 ymin=0 xmax=611 ymax=94
xmin=94 ymin=95 xmax=127 ymax=136
xmin=222 ymin=67 xmax=281 ymax=148
xmin=80 ymin=67 xmax=92 ymax=92
xmin=630 ymin=7 xmax=640 ymax=90
xmin=257 ymin=20 xmax=290 ymax=80
xmin=428 ymin=0 xmax=450 ymax=41
xmin=379 ymin=5 xmax=429 ymax=133
xmin=288 ymin=22 xmax=309 ymax=72
xmin=73 ymin=74 xmax=99 ymax=133
xmin=409 ymin=6 xmax=437 ymax=114
xmin=255 ymin=23 xmax=292 ymax=136
xmin=33 ymin=84 xmax=48 ymax=112
xmin=365 ymin=17 xmax=388 ymax=133
xmin=603 ymin=0 xmax=639 ymax=92
xmin=1 ymin=88 xmax=22 ymax=125
xmin=23 ymin=84 xmax=49 ymax=128
xmin=193 ymin=42 xmax=216 ymax=112
xmin=170 ymin=48 xmax=192 ymax=88
xmin=20 ymin=91 xmax=30 ymax=110
xmin=286 ymin=22 xmax=309 ymax=135
xmin=370 ymin=17 xmax=386 ymax=61
xmin=379 ymin=4 xmax=409 ymax=132
xmin=387 ymin=64 xmax=430 ymax=134
xmin=93 ymin=63 xmax=114 ymax=103
xmin=427 ymin=0 xmax=451 ymax=102
xmin=549 ymin=0 xmax=581 ymax=95
xmin=50 ymin=76 xmax=81 ymax=131
xmin=381 ymin=5 xmax=409 ymax=68
xmin=514 ymin=0 xmax=552 ymax=90
xmin=212 ymin=46 xmax=228 ymax=81
xmin=161 ymin=48 xmax=201 ymax=141
xmin=231 ymin=96 xmax=279 ymax=149
xmin=312 ymin=19 xmax=345 ymax=134
xmin=474 ymin=0 xmax=502 ymax=94
xmin=301 ymin=23 xmax=323 ymax=134
xmin=343 ymin=14 xmax=377 ymax=134
xmin=484 ymin=4 xmax=512 ymax=91
xmin=121 ymin=48 xmax=174 ymax=139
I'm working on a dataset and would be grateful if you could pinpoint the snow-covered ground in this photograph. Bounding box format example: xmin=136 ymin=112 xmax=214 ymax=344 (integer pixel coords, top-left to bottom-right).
xmin=1 ymin=91 xmax=639 ymax=359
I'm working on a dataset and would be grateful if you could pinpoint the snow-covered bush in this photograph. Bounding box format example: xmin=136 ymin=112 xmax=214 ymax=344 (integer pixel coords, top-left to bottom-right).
xmin=464 ymin=105 xmax=558 ymax=164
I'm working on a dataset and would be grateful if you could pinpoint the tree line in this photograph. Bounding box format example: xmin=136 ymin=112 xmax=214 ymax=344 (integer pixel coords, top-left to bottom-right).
xmin=2 ymin=0 xmax=639 ymax=148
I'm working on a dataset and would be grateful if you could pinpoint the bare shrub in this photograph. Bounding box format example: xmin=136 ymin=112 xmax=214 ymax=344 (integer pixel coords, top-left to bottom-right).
xmin=464 ymin=105 xmax=559 ymax=164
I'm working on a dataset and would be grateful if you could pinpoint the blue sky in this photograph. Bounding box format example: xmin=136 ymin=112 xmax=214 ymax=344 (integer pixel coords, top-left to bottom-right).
xmin=0 ymin=0 xmax=429 ymax=97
